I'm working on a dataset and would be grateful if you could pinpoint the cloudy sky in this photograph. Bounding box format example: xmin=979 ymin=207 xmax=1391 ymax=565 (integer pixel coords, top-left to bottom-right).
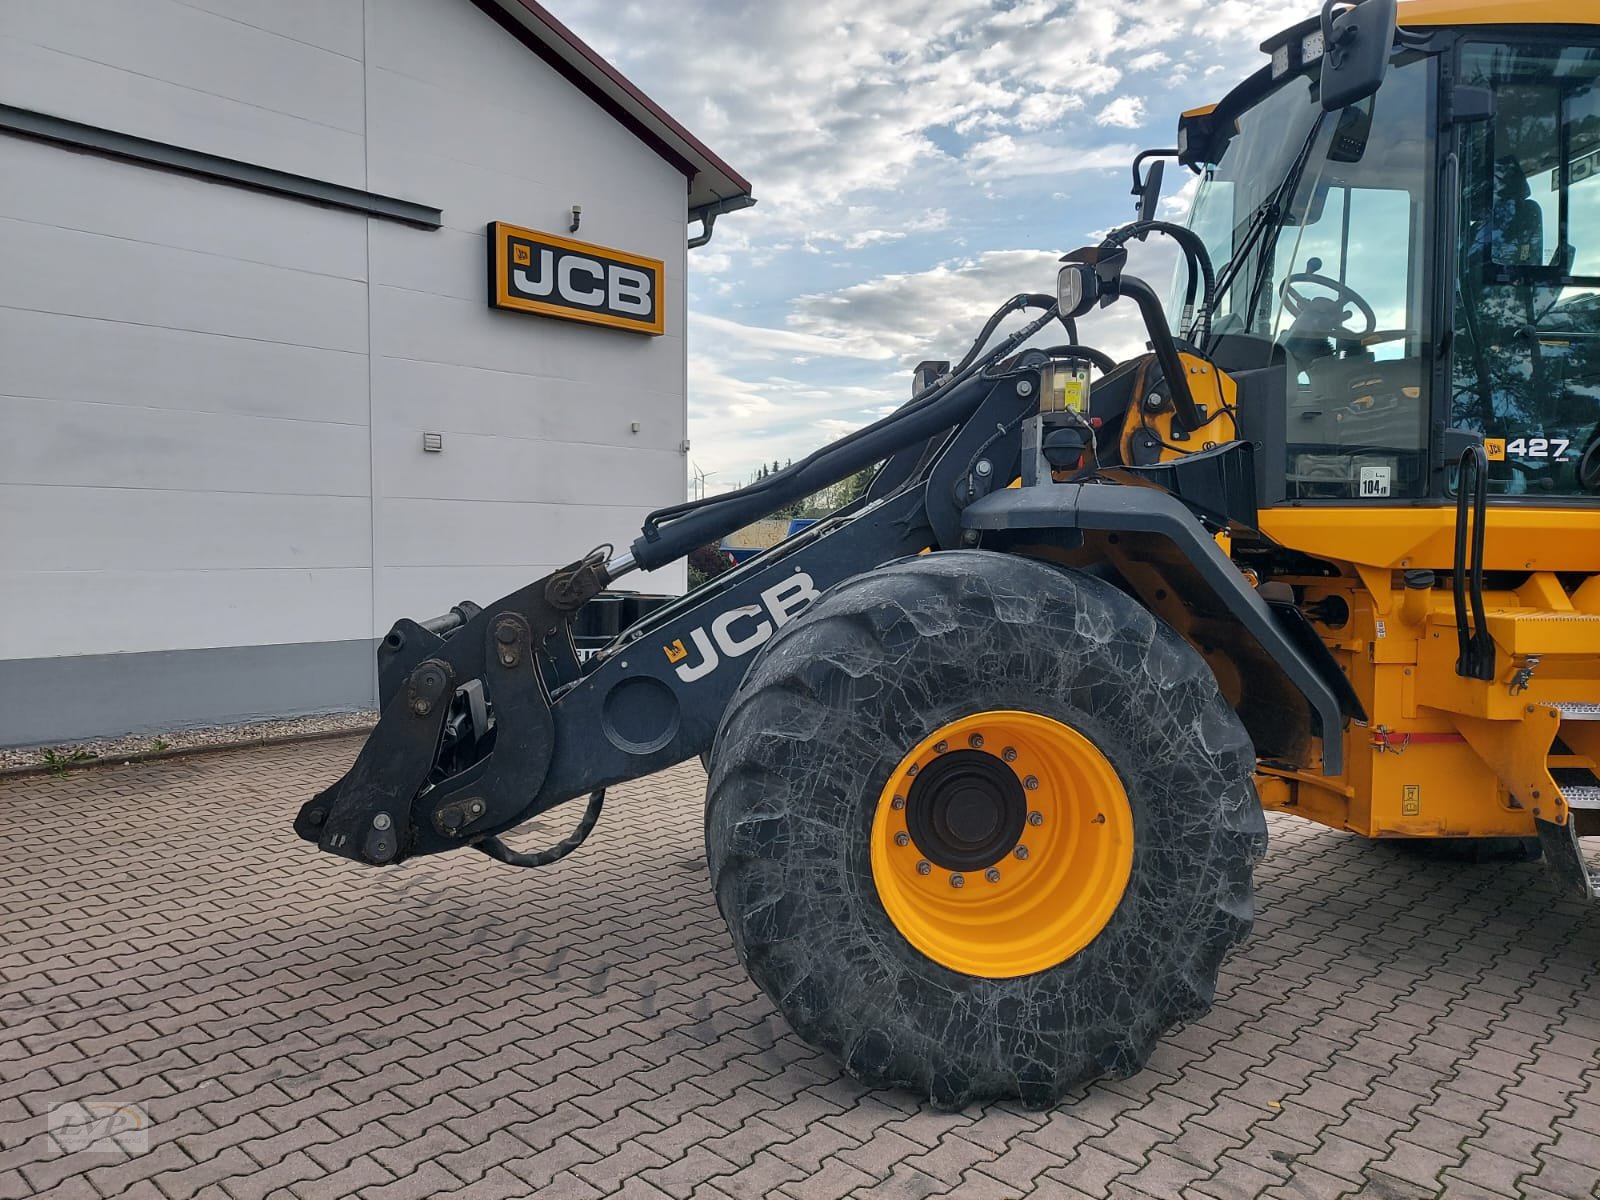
xmin=553 ymin=0 xmax=1320 ymax=492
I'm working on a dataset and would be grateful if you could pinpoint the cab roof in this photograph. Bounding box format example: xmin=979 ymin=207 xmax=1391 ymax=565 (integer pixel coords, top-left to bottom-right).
xmin=1178 ymin=0 xmax=1598 ymax=167
xmin=1397 ymin=0 xmax=1594 ymax=25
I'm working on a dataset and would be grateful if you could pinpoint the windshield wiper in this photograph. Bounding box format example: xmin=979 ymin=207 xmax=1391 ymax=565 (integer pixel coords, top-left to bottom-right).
xmin=1203 ymin=114 xmax=1329 ymax=345
xmin=1209 ymin=198 xmax=1281 ymax=320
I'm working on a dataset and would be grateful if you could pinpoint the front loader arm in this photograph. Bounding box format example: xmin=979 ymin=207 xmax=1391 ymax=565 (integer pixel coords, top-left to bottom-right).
xmin=295 ymin=340 xmax=1044 ymax=868
xmin=297 ymin=484 xmax=939 ymax=868
xmin=297 ymin=294 xmax=1076 ymax=869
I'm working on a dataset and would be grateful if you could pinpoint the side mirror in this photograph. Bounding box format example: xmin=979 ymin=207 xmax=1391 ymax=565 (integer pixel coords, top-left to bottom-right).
xmin=1319 ymin=0 xmax=1397 ymax=113
xmin=1129 ymin=149 xmax=1178 ymax=222
xmin=1138 ymin=159 xmax=1166 ymax=223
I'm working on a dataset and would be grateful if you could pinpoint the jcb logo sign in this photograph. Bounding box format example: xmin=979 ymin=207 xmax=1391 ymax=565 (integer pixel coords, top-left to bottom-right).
xmin=663 ymin=574 xmax=820 ymax=682
xmin=488 ymin=222 xmax=664 ymax=336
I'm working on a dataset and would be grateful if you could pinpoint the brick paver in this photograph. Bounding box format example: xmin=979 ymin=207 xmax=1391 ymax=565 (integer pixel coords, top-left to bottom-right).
xmin=1 ymin=736 xmax=1596 ymax=1198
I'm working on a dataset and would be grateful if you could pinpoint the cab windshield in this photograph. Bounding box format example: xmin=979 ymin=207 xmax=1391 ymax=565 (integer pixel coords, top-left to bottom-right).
xmin=1182 ymin=37 xmax=1600 ymax=503
xmin=1184 ymin=55 xmax=1436 ymax=502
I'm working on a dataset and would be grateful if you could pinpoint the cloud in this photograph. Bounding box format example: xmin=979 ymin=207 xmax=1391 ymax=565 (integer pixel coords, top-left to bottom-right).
xmin=684 ymin=352 xmax=902 ymax=485
xmin=1095 ymin=96 xmax=1147 ymax=129
xmin=692 ymin=312 xmax=896 ymax=363
xmin=550 ymin=0 xmax=1322 ymax=483
xmin=1160 ymin=169 xmax=1204 ymax=219
xmin=684 ymin=236 xmax=1184 ymax=480
xmin=556 ymin=0 xmax=1318 ymax=224
xmin=964 ymin=133 xmax=1141 ymax=179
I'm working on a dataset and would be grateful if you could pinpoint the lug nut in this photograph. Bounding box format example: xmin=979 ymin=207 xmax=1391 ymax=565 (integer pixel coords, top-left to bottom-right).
xmin=1003 ymin=747 xmax=1018 ymax=762
xmin=985 ymin=868 xmax=1001 ymax=883
xmin=934 ymin=740 xmax=948 ymax=754
xmin=950 ymin=873 xmax=965 ymax=888
xmin=891 ymin=795 xmax=906 ymax=810
xmin=1014 ymin=845 xmax=1029 ymax=860
xmin=1028 ymin=811 xmax=1044 ymax=826
xmin=895 ymin=831 xmax=910 ymax=847
xmin=968 ymin=733 xmax=984 ymax=749
xmin=907 ymin=764 xmax=919 ymax=777
xmin=1024 ymin=775 xmax=1039 ymax=790
xmin=916 ymin=860 xmax=931 ymax=875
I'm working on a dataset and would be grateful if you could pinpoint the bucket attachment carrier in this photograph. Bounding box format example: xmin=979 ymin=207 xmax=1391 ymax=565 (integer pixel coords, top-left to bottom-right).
xmin=294 ymin=551 xmax=610 ymax=865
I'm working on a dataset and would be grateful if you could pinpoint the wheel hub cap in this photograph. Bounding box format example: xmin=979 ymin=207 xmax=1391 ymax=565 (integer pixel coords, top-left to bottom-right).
xmin=906 ymin=751 xmax=1026 ymax=871
xmin=869 ymin=710 xmax=1135 ymax=979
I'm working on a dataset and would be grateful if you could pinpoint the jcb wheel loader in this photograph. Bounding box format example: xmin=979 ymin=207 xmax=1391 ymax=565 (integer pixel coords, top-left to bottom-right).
xmin=297 ymin=0 xmax=1600 ymax=1108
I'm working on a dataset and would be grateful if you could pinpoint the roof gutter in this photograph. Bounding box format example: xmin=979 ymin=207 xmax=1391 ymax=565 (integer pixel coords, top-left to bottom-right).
xmin=688 ymin=195 xmax=757 ymax=249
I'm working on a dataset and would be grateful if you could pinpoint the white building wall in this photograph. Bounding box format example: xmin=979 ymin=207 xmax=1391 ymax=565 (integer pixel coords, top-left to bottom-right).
xmin=0 ymin=0 xmax=692 ymax=744
xmin=363 ymin=0 xmax=689 ymax=626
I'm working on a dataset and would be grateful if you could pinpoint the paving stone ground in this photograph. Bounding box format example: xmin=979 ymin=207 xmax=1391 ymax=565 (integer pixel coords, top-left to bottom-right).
xmin=1 ymin=735 xmax=1597 ymax=1200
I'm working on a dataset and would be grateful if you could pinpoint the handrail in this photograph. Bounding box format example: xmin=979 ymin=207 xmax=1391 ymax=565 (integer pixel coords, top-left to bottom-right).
xmin=1452 ymin=445 xmax=1496 ymax=680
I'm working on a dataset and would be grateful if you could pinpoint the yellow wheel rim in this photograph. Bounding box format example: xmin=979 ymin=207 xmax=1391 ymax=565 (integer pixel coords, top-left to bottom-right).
xmin=870 ymin=710 xmax=1134 ymax=979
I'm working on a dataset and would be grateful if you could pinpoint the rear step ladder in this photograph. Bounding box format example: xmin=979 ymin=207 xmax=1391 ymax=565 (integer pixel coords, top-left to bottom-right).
xmin=1539 ymin=703 xmax=1600 ymax=899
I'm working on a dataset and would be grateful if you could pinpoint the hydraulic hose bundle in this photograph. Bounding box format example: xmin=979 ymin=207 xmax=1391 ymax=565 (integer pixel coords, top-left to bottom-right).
xmin=620 ymin=295 xmax=1065 ymax=574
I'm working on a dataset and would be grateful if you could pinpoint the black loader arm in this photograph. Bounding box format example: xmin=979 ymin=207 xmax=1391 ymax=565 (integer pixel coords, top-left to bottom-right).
xmin=296 ymin=485 xmax=937 ymax=868
xmin=297 ymin=296 xmax=1066 ymax=869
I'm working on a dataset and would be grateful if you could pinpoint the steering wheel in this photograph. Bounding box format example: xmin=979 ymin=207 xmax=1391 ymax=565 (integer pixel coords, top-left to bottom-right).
xmin=1280 ymin=270 xmax=1378 ymax=337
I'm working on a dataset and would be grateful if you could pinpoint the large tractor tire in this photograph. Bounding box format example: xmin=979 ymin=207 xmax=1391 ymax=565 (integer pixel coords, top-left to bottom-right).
xmin=705 ymin=551 xmax=1265 ymax=1109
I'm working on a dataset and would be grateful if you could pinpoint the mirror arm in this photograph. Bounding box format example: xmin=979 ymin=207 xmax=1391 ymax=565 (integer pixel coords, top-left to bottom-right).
xmin=1130 ymin=148 xmax=1180 ymax=196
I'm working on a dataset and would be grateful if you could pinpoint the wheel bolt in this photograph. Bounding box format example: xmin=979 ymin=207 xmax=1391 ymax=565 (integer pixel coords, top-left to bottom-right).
xmin=1028 ymin=811 xmax=1044 ymax=826
xmin=950 ymin=874 xmax=965 ymax=888
xmin=1014 ymin=845 xmax=1029 ymax=860
xmin=917 ymin=860 xmax=931 ymax=875
xmin=891 ymin=795 xmax=906 ymax=810
xmin=894 ymin=831 xmax=910 ymax=846
xmin=1024 ymin=775 xmax=1039 ymax=790
xmin=985 ymin=868 xmax=1001 ymax=883
xmin=907 ymin=764 xmax=919 ymax=777
xmin=1002 ymin=747 xmax=1018 ymax=762
xmin=968 ymin=733 xmax=984 ymax=749
xmin=934 ymin=740 xmax=948 ymax=754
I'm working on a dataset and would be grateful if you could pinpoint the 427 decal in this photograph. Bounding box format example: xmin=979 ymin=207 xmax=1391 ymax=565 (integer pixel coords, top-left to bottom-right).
xmin=1485 ymin=436 xmax=1570 ymax=461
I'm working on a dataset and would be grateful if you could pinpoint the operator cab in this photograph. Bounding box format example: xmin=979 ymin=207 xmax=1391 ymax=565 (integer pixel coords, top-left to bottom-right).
xmin=1171 ymin=3 xmax=1600 ymax=503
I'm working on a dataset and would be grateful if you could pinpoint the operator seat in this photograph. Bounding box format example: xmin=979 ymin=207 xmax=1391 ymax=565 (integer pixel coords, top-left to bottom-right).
xmin=1480 ymin=156 xmax=1545 ymax=269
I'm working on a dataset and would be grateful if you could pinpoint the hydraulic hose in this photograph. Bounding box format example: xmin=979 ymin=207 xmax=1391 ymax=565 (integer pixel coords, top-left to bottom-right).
xmin=641 ymin=294 xmax=1059 ymax=534
xmin=1040 ymin=344 xmax=1118 ymax=374
xmin=1102 ymin=220 xmax=1217 ymax=344
xmin=627 ymin=304 xmax=1062 ymax=571
xmin=475 ymin=789 xmax=605 ymax=868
